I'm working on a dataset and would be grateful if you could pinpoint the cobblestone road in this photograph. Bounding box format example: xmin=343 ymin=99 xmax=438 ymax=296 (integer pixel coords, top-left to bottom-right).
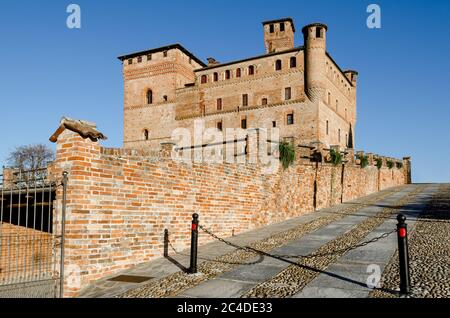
xmin=78 ymin=184 xmax=448 ymax=298
xmin=370 ymin=184 xmax=450 ymax=298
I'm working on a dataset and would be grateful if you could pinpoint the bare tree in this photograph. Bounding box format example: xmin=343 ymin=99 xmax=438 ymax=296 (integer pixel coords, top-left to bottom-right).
xmin=7 ymin=144 xmax=55 ymax=171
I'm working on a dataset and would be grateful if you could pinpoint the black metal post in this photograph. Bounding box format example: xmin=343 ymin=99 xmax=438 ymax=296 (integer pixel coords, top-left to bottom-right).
xmin=164 ymin=229 xmax=169 ymax=257
xmin=60 ymin=171 xmax=68 ymax=298
xmin=396 ymin=213 xmax=411 ymax=296
xmin=189 ymin=213 xmax=199 ymax=274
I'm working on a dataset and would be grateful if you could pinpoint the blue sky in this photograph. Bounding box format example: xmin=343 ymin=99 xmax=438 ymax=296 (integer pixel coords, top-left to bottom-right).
xmin=0 ymin=0 xmax=449 ymax=183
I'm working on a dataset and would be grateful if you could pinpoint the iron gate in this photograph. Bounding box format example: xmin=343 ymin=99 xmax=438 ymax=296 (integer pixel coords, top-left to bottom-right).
xmin=0 ymin=168 xmax=67 ymax=298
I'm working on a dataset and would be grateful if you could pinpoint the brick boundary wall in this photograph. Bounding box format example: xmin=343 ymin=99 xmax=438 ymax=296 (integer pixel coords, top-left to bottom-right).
xmin=53 ymin=129 xmax=409 ymax=297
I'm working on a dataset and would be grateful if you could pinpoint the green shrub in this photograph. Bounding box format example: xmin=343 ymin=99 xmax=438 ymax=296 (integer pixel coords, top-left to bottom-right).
xmin=387 ymin=160 xmax=395 ymax=169
xmin=358 ymin=155 xmax=369 ymax=169
xmin=375 ymin=158 xmax=383 ymax=170
xmin=329 ymin=149 xmax=343 ymax=166
xmin=396 ymin=162 xmax=403 ymax=169
xmin=279 ymin=142 xmax=295 ymax=169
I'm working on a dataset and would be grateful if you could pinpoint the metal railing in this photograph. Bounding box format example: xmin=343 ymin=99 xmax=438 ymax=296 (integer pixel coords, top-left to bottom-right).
xmin=0 ymin=168 xmax=66 ymax=298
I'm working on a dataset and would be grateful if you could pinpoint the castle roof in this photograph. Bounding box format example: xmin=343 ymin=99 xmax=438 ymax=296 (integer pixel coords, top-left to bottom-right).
xmin=301 ymin=23 xmax=328 ymax=34
xmin=194 ymin=46 xmax=304 ymax=72
xmin=262 ymin=17 xmax=296 ymax=32
xmin=117 ymin=43 xmax=207 ymax=67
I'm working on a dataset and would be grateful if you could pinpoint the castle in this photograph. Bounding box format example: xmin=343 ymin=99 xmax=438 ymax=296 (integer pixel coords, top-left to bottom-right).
xmin=118 ymin=18 xmax=358 ymax=151
xmin=0 ymin=16 xmax=414 ymax=298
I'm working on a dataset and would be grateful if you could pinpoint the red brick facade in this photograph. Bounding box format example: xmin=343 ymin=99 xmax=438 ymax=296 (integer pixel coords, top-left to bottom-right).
xmin=53 ymin=128 xmax=409 ymax=296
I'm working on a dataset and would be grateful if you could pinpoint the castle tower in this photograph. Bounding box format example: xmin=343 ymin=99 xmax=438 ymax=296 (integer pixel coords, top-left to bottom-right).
xmin=262 ymin=18 xmax=295 ymax=53
xmin=343 ymin=70 xmax=358 ymax=87
xmin=302 ymin=23 xmax=328 ymax=103
xmin=118 ymin=44 xmax=205 ymax=149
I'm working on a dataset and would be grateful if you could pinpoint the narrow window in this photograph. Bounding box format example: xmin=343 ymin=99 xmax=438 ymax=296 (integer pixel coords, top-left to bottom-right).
xmin=201 ymin=75 xmax=207 ymax=84
xmin=262 ymin=98 xmax=268 ymax=105
xmin=147 ymin=54 xmax=152 ymax=61
xmin=242 ymin=94 xmax=248 ymax=107
xmin=290 ymin=56 xmax=296 ymax=68
xmin=225 ymin=70 xmax=231 ymax=80
xmin=345 ymin=108 xmax=348 ymax=119
xmin=269 ymin=24 xmax=274 ymax=33
xmin=326 ymin=120 xmax=329 ymax=135
xmin=345 ymin=134 xmax=348 ymax=147
xmin=275 ymin=59 xmax=282 ymax=71
xmin=146 ymin=90 xmax=153 ymax=104
xmin=336 ymin=99 xmax=339 ymax=111
xmin=236 ymin=68 xmax=241 ymax=78
xmin=217 ymin=121 xmax=223 ymax=131
xmin=338 ymin=129 xmax=341 ymax=142
xmin=316 ymin=27 xmax=323 ymax=38
xmin=287 ymin=113 xmax=294 ymax=125
xmin=137 ymin=56 xmax=142 ymax=63
xmin=272 ymin=121 xmax=277 ymax=128
xmin=213 ymin=72 xmax=219 ymax=82
xmin=280 ymin=23 xmax=285 ymax=32
xmin=217 ymin=98 xmax=222 ymax=111
xmin=328 ymin=92 xmax=331 ymax=105
xmin=241 ymin=118 xmax=247 ymax=129
xmin=144 ymin=129 xmax=149 ymax=141
xmin=285 ymin=87 xmax=292 ymax=100
xmin=128 ymin=58 xmax=133 ymax=65
xmin=248 ymin=65 xmax=254 ymax=75
xmin=163 ymin=50 xmax=168 ymax=57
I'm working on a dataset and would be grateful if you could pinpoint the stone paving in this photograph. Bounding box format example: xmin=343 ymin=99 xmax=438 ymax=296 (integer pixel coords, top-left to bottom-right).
xmin=370 ymin=184 xmax=450 ymax=298
xmin=78 ymin=184 xmax=444 ymax=298
xmin=293 ymin=185 xmax=439 ymax=298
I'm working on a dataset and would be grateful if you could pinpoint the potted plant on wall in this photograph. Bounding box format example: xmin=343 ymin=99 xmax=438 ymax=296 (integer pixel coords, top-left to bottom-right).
xmin=357 ymin=154 xmax=369 ymax=169
xmin=279 ymin=142 xmax=295 ymax=169
xmin=387 ymin=159 xmax=395 ymax=169
xmin=375 ymin=157 xmax=383 ymax=170
xmin=328 ymin=148 xmax=343 ymax=167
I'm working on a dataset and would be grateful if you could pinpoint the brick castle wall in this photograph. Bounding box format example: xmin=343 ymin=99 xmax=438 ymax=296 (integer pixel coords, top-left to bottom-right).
xmin=54 ymin=130 xmax=408 ymax=296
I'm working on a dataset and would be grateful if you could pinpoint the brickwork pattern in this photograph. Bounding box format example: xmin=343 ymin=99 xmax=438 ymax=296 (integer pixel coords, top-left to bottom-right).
xmin=54 ymin=130 xmax=407 ymax=296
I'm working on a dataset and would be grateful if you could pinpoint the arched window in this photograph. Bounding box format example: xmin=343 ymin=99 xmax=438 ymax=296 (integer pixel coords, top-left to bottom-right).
xmin=143 ymin=129 xmax=149 ymax=141
xmin=275 ymin=59 xmax=282 ymax=71
xmin=225 ymin=70 xmax=231 ymax=80
xmin=290 ymin=57 xmax=296 ymax=68
xmin=146 ymin=90 xmax=153 ymax=104
xmin=213 ymin=72 xmax=219 ymax=82
xmin=248 ymin=65 xmax=255 ymax=75
xmin=201 ymin=75 xmax=207 ymax=84
xmin=236 ymin=68 xmax=241 ymax=78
